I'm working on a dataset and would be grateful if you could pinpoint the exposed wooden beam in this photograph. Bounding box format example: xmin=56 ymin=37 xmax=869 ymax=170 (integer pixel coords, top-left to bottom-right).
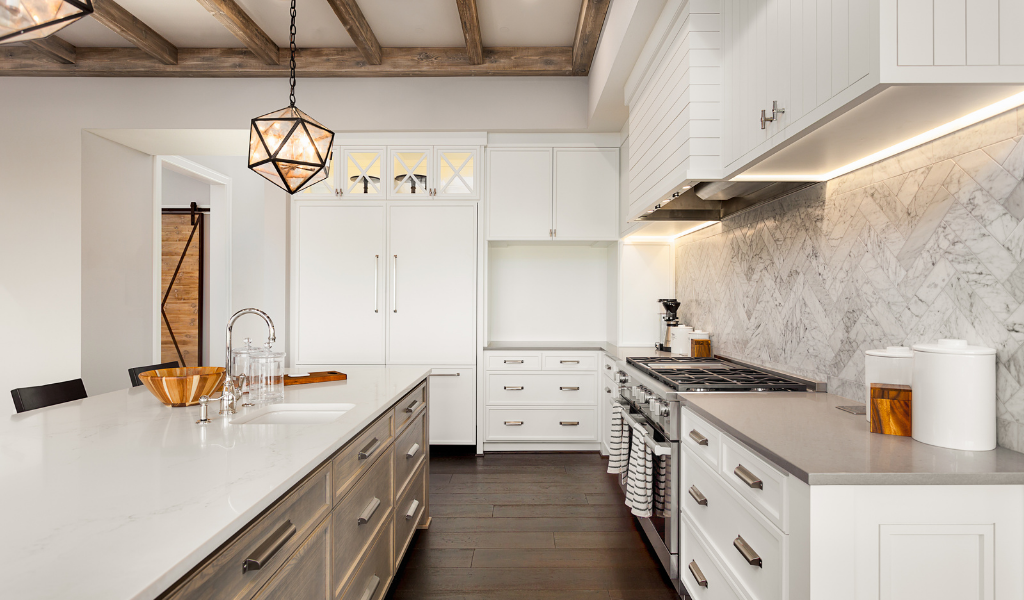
xmin=455 ymin=0 xmax=483 ymax=65
xmin=91 ymin=0 xmax=178 ymax=65
xmin=194 ymin=0 xmax=279 ymax=65
xmin=0 ymin=46 xmax=573 ymax=77
xmin=571 ymin=0 xmax=610 ymax=76
xmin=25 ymin=36 xmax=77 ymax=64
xmin=324 ymin=0 xmax=382 ymax=65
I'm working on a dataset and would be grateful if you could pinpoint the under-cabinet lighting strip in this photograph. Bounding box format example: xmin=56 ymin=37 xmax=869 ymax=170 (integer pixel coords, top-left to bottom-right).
xmin=625 ymin=220 xmax=719 ymax=243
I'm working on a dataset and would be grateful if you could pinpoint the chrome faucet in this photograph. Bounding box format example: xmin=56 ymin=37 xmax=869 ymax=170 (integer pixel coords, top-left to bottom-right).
xmin=222 ymin=308 xmax=276 ymax=414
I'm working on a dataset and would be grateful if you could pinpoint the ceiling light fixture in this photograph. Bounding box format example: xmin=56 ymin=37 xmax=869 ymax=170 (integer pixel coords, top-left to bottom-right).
xmin=0 ymin=0 xmax=93 ymax=44
xmin=248 ymin=0 xmax=333 ymax=194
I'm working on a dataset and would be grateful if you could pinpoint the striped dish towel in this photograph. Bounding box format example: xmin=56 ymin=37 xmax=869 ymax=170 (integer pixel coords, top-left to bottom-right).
xmin=653 ymin=454 xmax=670 ymax=517
xmin=607 ymin=404 xmax=628 ymax=474
xmin=625 ymin=424 xmax=654 ymax=517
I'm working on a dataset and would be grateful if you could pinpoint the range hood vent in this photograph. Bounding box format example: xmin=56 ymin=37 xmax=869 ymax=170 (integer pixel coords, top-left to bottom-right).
xmin=637 ymin=180 xmax=816 ymax=222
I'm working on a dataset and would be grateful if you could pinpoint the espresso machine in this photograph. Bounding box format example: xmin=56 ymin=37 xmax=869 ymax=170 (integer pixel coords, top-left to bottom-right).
xmin=656 ymin=298 xmax=681 ymax=352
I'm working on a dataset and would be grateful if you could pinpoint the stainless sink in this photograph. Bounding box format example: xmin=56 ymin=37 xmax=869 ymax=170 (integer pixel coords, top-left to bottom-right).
xmin=230 ymin=403 xmax=356 ymax=425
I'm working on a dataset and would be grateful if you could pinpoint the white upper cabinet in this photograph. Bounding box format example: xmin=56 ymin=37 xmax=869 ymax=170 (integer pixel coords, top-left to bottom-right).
xmin=434 ymin=147 xmax=479 ymax=199
xmin=340 ymin=148 xmax=386 ymax=199
xmin=388 ymin=147 xmax=433 ymax=198
xmin=553 ymin=148 xmax=619 ymax=241
xmin=487 ymin=148 xmax=553 ymax=240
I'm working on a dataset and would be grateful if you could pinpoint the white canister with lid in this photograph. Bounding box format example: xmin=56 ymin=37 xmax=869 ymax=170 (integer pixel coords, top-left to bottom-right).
xmin=912 ymin=339 xmax=996 ymax=451
xmin=864 ymin=346 xmax=914 ymax=422
xmin=673 ymin=325 xmax=693 ymax=356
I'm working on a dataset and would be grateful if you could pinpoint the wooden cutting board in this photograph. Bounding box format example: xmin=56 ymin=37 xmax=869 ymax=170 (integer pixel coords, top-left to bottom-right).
xmin=284 ymin=371 xmax=348 ymax=386
xmin=870 ymin=383 xmax=912 ymax=436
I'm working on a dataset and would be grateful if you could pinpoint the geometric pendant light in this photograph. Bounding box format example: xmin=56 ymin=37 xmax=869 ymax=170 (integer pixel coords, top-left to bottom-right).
xmin=0 ymin=0 xmax=93 ymax=44
xmin=248 ymin=0 xmax=334 ymax=194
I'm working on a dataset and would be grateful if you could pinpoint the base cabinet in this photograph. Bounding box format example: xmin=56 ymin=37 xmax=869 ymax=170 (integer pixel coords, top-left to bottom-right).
xmin=253 ymin=520 xmax=331 ymax=600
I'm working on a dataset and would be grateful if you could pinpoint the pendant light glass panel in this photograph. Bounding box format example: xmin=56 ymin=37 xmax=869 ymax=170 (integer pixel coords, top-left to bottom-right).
xmin=248 ymin=106 xmax=335 ymax=194
xmin=0 ymin=0 xmax=93 ymax=44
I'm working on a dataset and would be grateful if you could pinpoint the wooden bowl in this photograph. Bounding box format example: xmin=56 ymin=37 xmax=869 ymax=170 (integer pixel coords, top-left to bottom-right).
xmin=139 ymin=367 xmax=226 ymax=407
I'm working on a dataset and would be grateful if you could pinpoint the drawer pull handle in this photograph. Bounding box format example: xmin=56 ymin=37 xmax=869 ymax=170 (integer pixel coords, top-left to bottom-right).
xmin=504 ymin=359 xmax=524 ymax=364
xmin=734 ymin=464 xmax=763 ymax=489
xmin=358 ymin=437 xmax=381 ymax=460
xmin=734 ymin=535 xmax=762 ymax=567
xmin=688 ymin=485 xmax=708 ymax=506
xmin=429 ymin=372 xmax=460 ymax=377
xmin=560 ymin=421 xmax=580 ymax=426
xmin=242 ymin=520 xmax=296 ymax=574
xmin=360 ymin=574 xmax=381 ymax=600
xmin=357 ymin=497 xmax=382 ymax=525
xmin=504 ymin=386 xmax=524 ymax=391
xmin=560 ymin=386 xmax=580 ymax=391
xmin=504 ymin=421 xmax=524 ymax=426
xmin=404 ymin=399 xmax=420 ymax=413
xmin=406 ymin=499 xmax=420 ymax=520
xmin=605 ymin=364 xmax=612 ymax=370
xmin=407 ymin=443 xmax=420 ymax=459
xmin=688 ymin=429 xmax=708 ymax=446
xmin=605 ymin=387 xmax=612 ymax=393
xmin=560 ymin=360 xmax=580 ymax=364
xmin=688 ymin=560 xmax=708 ymax=588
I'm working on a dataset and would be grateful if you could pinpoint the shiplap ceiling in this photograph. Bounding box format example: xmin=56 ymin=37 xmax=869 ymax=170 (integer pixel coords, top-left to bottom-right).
xmin=0 ymin=0 xmax=604 ymax=76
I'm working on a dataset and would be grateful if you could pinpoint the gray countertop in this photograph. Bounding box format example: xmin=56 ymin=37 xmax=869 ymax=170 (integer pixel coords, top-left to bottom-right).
xmin=485 ymin=340 xmax=675 ymax=359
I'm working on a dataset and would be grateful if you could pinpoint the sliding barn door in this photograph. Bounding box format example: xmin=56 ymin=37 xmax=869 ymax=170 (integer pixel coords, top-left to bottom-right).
xmin=161 ymin=213 xmax=204 ymax=367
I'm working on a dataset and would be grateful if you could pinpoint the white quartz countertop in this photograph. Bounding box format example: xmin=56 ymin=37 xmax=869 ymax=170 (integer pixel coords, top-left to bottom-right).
xmin=0 ymin=366 xmax=429 ymax=600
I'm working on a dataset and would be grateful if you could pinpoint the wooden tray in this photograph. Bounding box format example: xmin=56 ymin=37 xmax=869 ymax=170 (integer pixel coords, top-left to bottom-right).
xmin=284 ymin=371 xmax=348 ymax=386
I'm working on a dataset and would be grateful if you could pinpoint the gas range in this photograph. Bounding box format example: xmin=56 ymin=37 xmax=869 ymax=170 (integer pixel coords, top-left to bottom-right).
xmin=626 ymin=356 xmax=814 ymax=392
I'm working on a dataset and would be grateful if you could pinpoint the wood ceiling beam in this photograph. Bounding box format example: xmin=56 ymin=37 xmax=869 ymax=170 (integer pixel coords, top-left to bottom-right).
xmin=324 ymin=0 xmax=382 ymax=65
xmin=24 ymin=36 xmax=77 ymax=64
xmin=571 ymin=0 xmax=611 ymax=76
xmin=91 ymin=0 xmax=178 ymax=65
xmin=455 ymin=0 xmax=483 ymax=65
xmin=194 ymin=0 xmax=279 ymax=65
xmin=0 ymin=46 xmax=573 ymax=77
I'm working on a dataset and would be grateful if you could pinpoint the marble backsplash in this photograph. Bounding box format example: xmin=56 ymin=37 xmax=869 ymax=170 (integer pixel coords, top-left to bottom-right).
xmin=675 ymin=106 xmax=1024 ymax=451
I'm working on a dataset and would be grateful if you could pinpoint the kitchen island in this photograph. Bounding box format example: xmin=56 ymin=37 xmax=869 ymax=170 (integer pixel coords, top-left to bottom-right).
xmin=0 ymin=366 xmax=430 ymax=600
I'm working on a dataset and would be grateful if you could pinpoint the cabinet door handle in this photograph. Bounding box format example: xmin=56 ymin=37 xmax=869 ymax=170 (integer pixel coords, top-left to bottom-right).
xmin=688 ymin=485 xmax=708 ymax=506
xmin=560 ymin=360 xmax=579 ymax=364
xmin=504 ymin=421 xmax=523 ymax=426
xmin=373 ymin=254 xmax=379 ymax=313
xmin=242 ymin=520 xmax=296 ymax=573
xmin=404 ymin=398 xmax=420 ymax=413
xmin=405 ymin=499 xmax=421 ymax=520
xmin=504 ymin=359 xmax=524 ymax=364
xmin=734 ymin=535 xmax=762 ymax=567
xmin=407 ymin=443 xmax=420 ymax=458
xmin=688 ymin=560 xmax=708 ymax=588
xmin=504 ymin=386 xmax=524 ymax=391
xmin=560 ymin=386 xmax=580 ymax=391
xmin=392 ymin=254 xmax=398 ymax=313
xmin=360 ymin=574 xmax=381 ymax=600
xmin=560 ymin=421 xmax=580 ymax=426
xmin=734 ymin=464 xmax=763 ymax=489
xmin=357 ymin=497 xmax=382 ymax=525
xmin=358 ymin=437 xmax=381 ymax=460
xmin=688 ymin=429 xmax=709 ymax=446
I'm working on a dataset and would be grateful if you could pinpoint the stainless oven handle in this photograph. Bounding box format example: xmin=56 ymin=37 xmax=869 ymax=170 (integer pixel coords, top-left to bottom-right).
xmin=619 ymin=410 xmax=672 ymax=457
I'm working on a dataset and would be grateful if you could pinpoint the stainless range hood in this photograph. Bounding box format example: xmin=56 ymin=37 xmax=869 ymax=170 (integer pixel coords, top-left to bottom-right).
xmin=636 ymin=180 xmax=816 ymax=222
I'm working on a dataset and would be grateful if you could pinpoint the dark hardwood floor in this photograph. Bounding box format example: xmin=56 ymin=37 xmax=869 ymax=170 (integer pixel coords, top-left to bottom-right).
xmin=386 ymin=451 xmax=680 ymax=600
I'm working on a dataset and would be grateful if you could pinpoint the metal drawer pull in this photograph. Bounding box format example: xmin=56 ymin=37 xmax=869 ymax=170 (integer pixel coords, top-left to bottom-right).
xmin=504 ymin=386 xmax=524 ymax=391
xmin=357 ymin=497 xmax=382 ymax=525
xmin=404 ymin=399 xmax=420 ymax=413
xmin=734 ymin=535 xmax=762 ymax=567
xmin=360 ymin=574 xmax=381 ymax=600
xmin=504 ymin=421 xmax=523 ymax=426
xmin=560 ymin=386 xmax=580 ymax=391
xmin=688 ymin=485 xmax=708 ymax=506
xmin=242 ymin=520 xmax=296 ymax=573
xmin=373 ymin=255 xmax=379 ymax=313
xmin=688 ymin=560 xmax=708 ymax=588
xmin=560 ymin=360 xmax=580 ymax=364
xmin=429 ymin=372 xmax=460 ymax=377
xmin=606 ymin=387 xmax=612 ymax=393
xmin=605 ymin=364 xmax=612 ymax=370
xmin=406 ymin=499 xmax=420 ymax=520
xmin=560 ymin=421 xmax=580 ymax=426
xmin=688 ymin=429 xmax=709 ymax=446
xmin=734 ymin=464 xmax=763 ymax=489
xmin=407 ymin=443 xmax=420 ymax=458
xmin=358 ymin=437 xmax=381 ymax=460
xmin=504 ymin=359 xmax=524 ymax=364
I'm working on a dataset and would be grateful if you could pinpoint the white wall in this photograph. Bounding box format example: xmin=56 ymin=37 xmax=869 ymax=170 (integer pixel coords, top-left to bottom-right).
xmin=618 ymin=241 xmax=674 ymax=346
xmin=162 ymin=168 xmax=210 ymax=207
xmin=488 ymin=245 xmax=610 ymax=342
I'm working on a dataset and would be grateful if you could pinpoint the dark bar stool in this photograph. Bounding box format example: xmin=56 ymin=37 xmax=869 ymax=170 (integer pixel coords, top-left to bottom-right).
xmin=128 ymin=361 xmax=180 ymax=387
xmin=11 ymin=379 xmax=88 ymax=413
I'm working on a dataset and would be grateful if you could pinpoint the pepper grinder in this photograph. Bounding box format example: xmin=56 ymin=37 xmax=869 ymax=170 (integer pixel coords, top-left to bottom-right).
xmin=196 ymin=395 xmax=214 ymax=424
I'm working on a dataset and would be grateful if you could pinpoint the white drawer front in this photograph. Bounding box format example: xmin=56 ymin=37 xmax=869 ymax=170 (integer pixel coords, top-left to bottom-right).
xmin=486 ymin=407 xmax=597 ymax=441
xmin=486 ymin=353 xmax=542 ymax=370
xmin=682 ymin=409 xmax=722 ymax=471
xmin=542 ymin=353 xmax=597 ymax=371
xmin=720 ymin=436 xmax=787 ymax=531
xmin=682 ymin=520 xmax=743 ymax=600
xmin=682 ymin=447 xmax=785 ymax=600
xmin=487 ymin=373 xmax=596 ymax=406
xmin=602 ymin=355 xmax=617 ymax=380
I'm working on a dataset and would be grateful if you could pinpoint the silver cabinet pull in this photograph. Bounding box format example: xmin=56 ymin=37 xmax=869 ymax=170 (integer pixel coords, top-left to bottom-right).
xmin=734 ymin=464 xmax=763 ymax=489
xmin=688 ymin=560 xmax=708 ymax=588
xmin=605 ymin=387 xmax=612 ymax=393
xmin=242 ymin=520 xmax=295 ymax=573
xmin=357 ymin=497 xmax=381 ymax=525
xmin=358 ymin=437 xmax=381 ymax=460
xmin=560 ymin=421 xmax=580 ymax=426
xmin=504 ymin=421 xmax=523 ymax=426
xmin=392 ymin=254 xmax=398 ymax=313
xmin=734 ymin=535 xmax=762 ymax=567
xmin=560 ymin=386 xmax=580 ymax=391
xmin=406 ymin=443 xmax=420 ymax=458
xmin=373 ymin=254 xmax=379 ymax=313
xmin=560 ymin=360 xmax=579 ymax=364
xmin=404 ymin=398 xmax=420 ymax=413
xmin=430 ymin=372 xmax=460 ymax=377
xmin=689 ymin=429 xmax=709 ymax=446
xmin=688 ymin=485 xmax=707 ymax=506
xmin=605 ymin=364 xmax=612 ymax=370
xmin=504 ymin=386 xmax=524 ymax=391
xmin=359 ymin=574 xmax=381 ymax=600
xmin=405 ymin=499 xmax=420 ymax=520
xmin=504 ymin=359 xmax=524 ymax=364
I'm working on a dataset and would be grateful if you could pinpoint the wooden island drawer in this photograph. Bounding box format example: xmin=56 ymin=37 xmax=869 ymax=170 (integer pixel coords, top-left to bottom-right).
xmin=165 ymin=465 xmax=332 ymax=600
xmin=394 ymin=462 xmax=427 ymax=569
xmin=332 ymin=411 xmax=393 ymax=504
xmin=340 ymin=519 xmax=394 ymax=600
xmin=332 ymin=445 xmax=394 ymax=596
xmin=394 ymin=382 xmax=425 ymax=433
xmin=394 ymin=412 xmax=425 ymax=497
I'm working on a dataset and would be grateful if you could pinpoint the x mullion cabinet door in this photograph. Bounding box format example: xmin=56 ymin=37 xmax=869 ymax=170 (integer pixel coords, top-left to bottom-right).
xmin=433 ymin=147 xmax=480 ymax=199
xmin=387 ymin=147 xmax=433 ymax=199
xmin=340 ymin=147 xmax=386 ymax=199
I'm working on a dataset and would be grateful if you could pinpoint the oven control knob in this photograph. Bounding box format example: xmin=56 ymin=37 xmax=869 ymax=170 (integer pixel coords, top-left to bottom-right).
xmin=645 ymin=392 xmax=657 ymax=404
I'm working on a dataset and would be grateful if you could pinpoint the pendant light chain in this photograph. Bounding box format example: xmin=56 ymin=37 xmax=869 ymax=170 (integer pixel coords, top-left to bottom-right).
xmin=288 ymin=0 xmax=297 ymax=107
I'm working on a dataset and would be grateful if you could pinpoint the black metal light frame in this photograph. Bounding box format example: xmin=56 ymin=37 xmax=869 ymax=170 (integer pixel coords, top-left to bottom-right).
xmin=0 ymin=0 xmax=93 ymax=44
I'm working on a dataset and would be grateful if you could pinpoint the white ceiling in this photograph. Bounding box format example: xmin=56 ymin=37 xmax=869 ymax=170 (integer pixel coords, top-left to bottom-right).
xmin=54 ymin=0 xmax=584 ymax=49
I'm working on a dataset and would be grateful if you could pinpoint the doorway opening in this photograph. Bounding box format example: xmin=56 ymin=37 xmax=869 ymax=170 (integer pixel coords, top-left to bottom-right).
xmin=160 ymin=202 xmax=209 ymax=367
